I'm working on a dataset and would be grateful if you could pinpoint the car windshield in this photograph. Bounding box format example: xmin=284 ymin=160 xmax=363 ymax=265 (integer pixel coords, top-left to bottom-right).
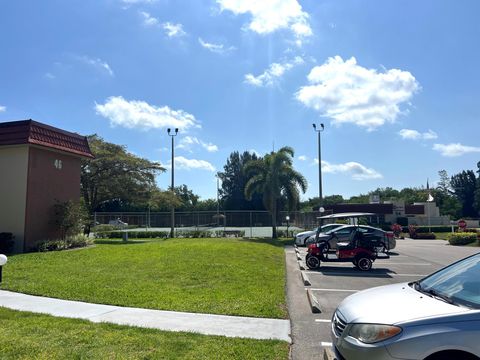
xmin=418 ymin=254 xmax=480 ymax=309
xmin=325 ymin=226 xmax=349 ymax=235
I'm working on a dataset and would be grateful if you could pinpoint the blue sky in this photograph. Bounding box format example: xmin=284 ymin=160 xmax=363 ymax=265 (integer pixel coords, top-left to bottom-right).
xmin=1 ymin=0 xmax=480 ymax=200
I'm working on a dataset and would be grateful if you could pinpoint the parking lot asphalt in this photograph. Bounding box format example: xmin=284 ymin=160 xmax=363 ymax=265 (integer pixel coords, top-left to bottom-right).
xmin=286 ymin=239 xmax=480 ymax=360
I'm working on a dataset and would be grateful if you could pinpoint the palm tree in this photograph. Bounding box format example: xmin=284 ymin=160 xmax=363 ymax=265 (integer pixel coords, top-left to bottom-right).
xmin=244 ymin=146 xmax=307 ymax=239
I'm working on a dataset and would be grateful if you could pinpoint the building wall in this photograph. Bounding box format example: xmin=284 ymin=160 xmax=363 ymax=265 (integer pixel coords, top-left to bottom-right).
xmin=23 ymin=146 xmax=82 ymax=251
xmin=0 ymin=145 xmax=29 ymax=252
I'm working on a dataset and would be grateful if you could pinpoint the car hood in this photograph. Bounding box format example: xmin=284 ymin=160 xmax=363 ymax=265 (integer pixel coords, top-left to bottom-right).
xmin=296 ymin=230 xmax=315 ymax=238
xmin=337 ymin=283 xmax=468 ymax=325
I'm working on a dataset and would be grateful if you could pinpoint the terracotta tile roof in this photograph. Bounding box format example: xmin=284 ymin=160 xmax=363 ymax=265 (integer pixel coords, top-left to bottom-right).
xmin=0 ymin=119 xmax=94 ymax=158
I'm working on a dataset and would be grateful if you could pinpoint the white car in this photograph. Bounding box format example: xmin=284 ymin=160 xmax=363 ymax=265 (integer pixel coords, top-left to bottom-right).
xmin=332 ymin=253 xmax=480 ymax=360
xmin=294 ymin=223 xmax=343 ymax=246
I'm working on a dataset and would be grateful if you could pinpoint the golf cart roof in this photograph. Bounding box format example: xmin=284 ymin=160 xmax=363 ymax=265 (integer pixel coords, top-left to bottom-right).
xmin=317 ymin=212 xmax=375 ymax=219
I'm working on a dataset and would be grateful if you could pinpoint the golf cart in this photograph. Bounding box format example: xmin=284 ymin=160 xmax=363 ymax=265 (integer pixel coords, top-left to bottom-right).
xmin=305 ymin=212 xmax=390 ymax=271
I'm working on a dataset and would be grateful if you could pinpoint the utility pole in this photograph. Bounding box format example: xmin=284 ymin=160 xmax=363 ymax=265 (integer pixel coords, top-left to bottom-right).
xmin=167 ymin=128 xmax=178 ymax=238
xmin=312 ymin=123 xmax=325 ymax=207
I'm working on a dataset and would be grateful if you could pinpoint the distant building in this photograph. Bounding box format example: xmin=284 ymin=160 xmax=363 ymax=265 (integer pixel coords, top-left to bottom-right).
xmin=321 ymin=200 xmax=450 ymax=226
xmin=0 ymin=120 xmax=93 ymax=252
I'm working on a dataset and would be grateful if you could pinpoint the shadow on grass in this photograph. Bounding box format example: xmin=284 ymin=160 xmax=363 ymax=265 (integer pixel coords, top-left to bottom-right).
xmin=94 ymin=239 xmax=151 ymax=245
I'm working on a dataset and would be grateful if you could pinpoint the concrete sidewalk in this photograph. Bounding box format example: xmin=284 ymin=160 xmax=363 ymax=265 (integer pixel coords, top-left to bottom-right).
xmin=0 ymin=290 xmax=291 ymax=342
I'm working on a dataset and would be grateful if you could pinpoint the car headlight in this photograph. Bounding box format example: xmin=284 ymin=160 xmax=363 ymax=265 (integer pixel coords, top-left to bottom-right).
xmin=348 ymin=324 xmax=402 ymax=344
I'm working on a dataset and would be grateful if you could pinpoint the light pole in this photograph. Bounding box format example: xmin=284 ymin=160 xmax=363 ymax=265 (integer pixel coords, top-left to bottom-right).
xmin=167 ymin=128 xmax=178 ymax=238
xmin=312 ymin=123 xmax=325 ymax=207
xmin=286 ymin=215 xmax=290 ymax=238
xmin=216 ymin=172 xmax=220 ymax=227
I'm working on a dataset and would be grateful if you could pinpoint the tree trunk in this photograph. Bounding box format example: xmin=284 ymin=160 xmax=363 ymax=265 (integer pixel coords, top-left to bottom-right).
xmin=271 ymin=198 xmax=277 ymax=239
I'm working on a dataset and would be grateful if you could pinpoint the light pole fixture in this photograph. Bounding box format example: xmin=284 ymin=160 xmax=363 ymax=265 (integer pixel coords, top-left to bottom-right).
xmin=167 ymin=128 xmax=178 ymax=238
xmin=0 ymin=254 xmax=7 ymax=283
xmin=312 ymin=123 xmax=325 ymax=207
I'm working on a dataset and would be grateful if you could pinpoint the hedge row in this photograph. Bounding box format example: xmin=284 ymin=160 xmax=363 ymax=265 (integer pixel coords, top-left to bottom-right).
xmin=447 ymin=233 xmax=478 ymax=246
xmin=94 ymin=230 xmax=246 ymax=239
xmin=413 ymin=232 xmax=436 ymax=240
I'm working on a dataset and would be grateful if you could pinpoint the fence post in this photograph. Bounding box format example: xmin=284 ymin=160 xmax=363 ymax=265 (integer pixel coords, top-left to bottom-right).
xmin=250 ymin=211 xmax=253 ymax=238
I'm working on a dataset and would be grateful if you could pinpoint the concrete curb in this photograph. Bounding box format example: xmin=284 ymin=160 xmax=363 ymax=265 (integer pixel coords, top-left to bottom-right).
xmin=306 ymin=289 xmax=321 ymax=313
xmin=301 ymin=271 xmax=311 ymax=286
xmin=297 ymin=260 xmax=305 ymax=270
xmin=323 ymin=348 xmax=335 ymax=360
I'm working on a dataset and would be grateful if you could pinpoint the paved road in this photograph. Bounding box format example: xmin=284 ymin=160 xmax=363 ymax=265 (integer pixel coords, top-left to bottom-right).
xmin=286 ymin=239 xmax=480 ymax=360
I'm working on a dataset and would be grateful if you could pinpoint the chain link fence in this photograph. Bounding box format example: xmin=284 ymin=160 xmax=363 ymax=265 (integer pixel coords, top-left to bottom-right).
xmin=93 ymin=210 xmax=325 ymax=237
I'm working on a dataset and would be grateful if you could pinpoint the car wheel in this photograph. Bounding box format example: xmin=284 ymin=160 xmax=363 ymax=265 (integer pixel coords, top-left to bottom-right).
xmin=355 ymin=257 xmax=372 ymax=271
xmin=306 ymin=255 xmax=320 ymax=269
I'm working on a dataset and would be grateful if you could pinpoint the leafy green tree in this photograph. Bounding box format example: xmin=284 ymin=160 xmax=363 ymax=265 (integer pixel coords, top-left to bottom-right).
xmin=174 ymin=185 xmax=199 ymax=211
xmin=450 ymin=169 xmax=478 ymax=217
xmin=474 ymin=162 xmax=480 ymax=215
xmin=437 ymin=170 xmax=452 ymax=194
xmin=51 ymin=200 xmax=88 ymax=241
xmin=300 ymin=195 xmax=344 ymax=211
xmin=244 ymin=147 xmax=307 ymax=238
xmin=195 ymin=198 xmax=218 ymax=211
xmin=219 ymin=151 xmax=264 ymax=210
xmin=81 ymin=135 xmax=165 ymax=213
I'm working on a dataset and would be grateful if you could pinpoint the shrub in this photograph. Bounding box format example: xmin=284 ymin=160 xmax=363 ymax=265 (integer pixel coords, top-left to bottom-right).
xmin=94 ymin=230 xmax=246 ymax=239
xmin=0 ymin=233 xmax=15 ymax=253
xmin=447 ymin=233 xmax=478 ymax=246
xmin=391 ymin=224 xmax=402 ymax=238
xmin=36 ymin=235 xmax=93 ymax=252
xmin=415 ymin=232 xmax=436 ymax=239
xmin=408 ymin=225 xmax=418 ymax=239
xmin=92 ymin=224 xmax=117 ymax=233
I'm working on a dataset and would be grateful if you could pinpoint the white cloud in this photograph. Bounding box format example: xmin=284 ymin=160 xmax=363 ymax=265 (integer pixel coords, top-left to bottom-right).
xmin=298 ymin=155 xmax=307 ymax=161
xmin=217 ymin=0 xmax=312 ymax=40
xmin=198 ymin=38 xmax=235 ymax=54
xmin=433 ymin=143 xmax=480 ymax=157
xmin=162 ymin=22 xmax=186 ymax=37
xmin=44 ymin=72 xmax=55 ymax=80
xmin=140 ymin=11 xmax=159 ymax=26
xmin=0 ymin=105 xmax=6 ymax=112
xmin=95 ymin=96 xmax=199 ymax=131
xmin=296 ymin=56 xmax=420 ymax=131
xmin=314 ymin=159 xmax=383 ymax=180
xmin=399 ymin=129 xmax=438 ymax=140
xmin=177 ymin=136 xmax=218 ymax=152
xmin=422 ymin=130 xmax=438 ymax=140
xmin=77 ymin=55 xmax=114 ymax=77
xmin=168 ymin=156 xmax=216 ymax=172
xmin=245 ymin=56 xmax=304 ymax=87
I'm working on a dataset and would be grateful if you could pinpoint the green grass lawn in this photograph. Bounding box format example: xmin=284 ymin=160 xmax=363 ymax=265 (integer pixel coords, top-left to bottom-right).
xmin=1 ymin=238 xmax=287 ymax=318
xmin=0 ymin=307 xmax=288 ymax=359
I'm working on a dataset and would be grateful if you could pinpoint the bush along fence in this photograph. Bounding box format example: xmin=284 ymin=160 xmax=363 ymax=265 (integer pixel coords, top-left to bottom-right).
xmin=94 ymin=230 xmax=246 ymax=239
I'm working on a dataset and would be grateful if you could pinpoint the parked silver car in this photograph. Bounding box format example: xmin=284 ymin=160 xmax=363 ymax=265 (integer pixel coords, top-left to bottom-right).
xmin=310 ymin=225 xmax=396 ymax=250
xmin=294 ymin=223 xmax=343 ymax=246
xmin=331 ymin=252 xmax=480 ymax=360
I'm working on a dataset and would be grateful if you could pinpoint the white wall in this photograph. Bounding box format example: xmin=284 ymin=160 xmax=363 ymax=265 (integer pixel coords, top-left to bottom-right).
xmin=0 ymin=146 xmax=29 ymax=252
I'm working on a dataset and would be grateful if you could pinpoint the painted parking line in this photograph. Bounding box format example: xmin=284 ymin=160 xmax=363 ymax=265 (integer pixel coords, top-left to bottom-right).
xmin=307 ymin=288 xmax=358 ymax=292
xmin=375 ymin=262 xmax=431 ymax=266
xmin=315 ymin=319 xmax=331 ymax=323
xmin=321 ymin=342 xmax=332 ymax=347
xmin=305 ymin=271 xmax=427 ymax=277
